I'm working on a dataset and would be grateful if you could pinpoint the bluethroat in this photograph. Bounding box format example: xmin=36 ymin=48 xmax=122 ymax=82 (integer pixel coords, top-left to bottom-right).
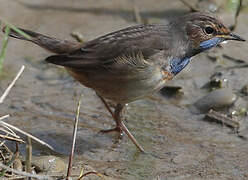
xmin=3 ymin=12 xmax=245 ymax=152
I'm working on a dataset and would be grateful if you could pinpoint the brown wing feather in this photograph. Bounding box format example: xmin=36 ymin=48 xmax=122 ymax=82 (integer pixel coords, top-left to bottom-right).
xmin=4 ymin=27 xmax=80 ymax=54
xmin=45 ymin=24 xmax=171 ymax=69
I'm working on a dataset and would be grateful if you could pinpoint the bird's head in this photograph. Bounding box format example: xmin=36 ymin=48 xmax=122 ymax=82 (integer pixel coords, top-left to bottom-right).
xmin=179 ymin=12 xmax=245 ymax=56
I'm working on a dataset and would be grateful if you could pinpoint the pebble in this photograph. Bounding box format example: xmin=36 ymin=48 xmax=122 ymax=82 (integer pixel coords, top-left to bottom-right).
xmin=241 ymin=84 xmax=248 ymax=95
xmin=31 ymin=155 xmax=67 ymax=173
xmin=71 ymin=31 xmax=84 ymax=43
xmin=194 ymin=88 xmax=237 ymax=112
xmin=160 ymin=86 xmax=183 ymax=97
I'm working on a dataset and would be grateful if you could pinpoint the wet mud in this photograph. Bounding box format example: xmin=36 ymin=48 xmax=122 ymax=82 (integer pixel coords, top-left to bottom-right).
xmin=1 ymin=0 xmax=248 ymax=179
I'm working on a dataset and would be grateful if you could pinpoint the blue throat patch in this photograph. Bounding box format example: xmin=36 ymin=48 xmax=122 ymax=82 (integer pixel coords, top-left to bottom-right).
xmin=199 ymin=37 xmax=222 ymax=50
xmin=170 ymin=37 xmax=222 ymax=75
xmin=170 ymin=57 xmax=191 ymax=75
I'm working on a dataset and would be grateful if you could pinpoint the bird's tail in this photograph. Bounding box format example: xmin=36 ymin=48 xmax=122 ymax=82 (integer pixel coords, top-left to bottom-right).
xmin=2 ymin=26 xmax=80 ymax=54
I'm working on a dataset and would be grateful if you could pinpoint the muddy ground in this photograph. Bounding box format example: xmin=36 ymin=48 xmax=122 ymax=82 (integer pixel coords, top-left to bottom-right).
xmin=0 ymin=0 xmax=248 ymax=179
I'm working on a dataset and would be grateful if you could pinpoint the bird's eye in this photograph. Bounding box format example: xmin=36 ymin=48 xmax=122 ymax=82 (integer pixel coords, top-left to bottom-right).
xmin=204 ymin=26 xmax=215 ymax=35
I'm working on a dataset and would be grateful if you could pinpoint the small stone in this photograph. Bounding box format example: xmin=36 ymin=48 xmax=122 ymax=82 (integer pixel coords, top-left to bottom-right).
xmin=202 ymin=72 xmax=228 ymax=90
xmin=160 ymin=86 xmax=183 ymax=97
xmin=71 ymin=31 xmax=84 ymax=43
xmin=194 ymin=88 xmax=237 ymax=112
xmin=31 ymin=155 xmax=67 ymax=173
xmin=241 ymin=84 xmax=248 ymax=95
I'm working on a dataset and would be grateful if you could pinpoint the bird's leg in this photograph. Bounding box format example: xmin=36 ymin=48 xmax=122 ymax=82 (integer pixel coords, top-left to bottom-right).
xmin=97 ymin=95 xmax=145 ymax=152
xmin=115 ymin=103 xmax=145 ymax=152
xmin=120 ymin=120 xmax=145 ymax=152
xmin=97 ymin=94 xmax=124 ymax=137
xmin=97 ymin=94 xmax=115 ymax=120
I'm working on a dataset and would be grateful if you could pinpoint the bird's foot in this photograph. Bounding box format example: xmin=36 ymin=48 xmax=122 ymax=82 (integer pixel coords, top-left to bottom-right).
xmin=99 ymin=126 xmax=124 ymax=139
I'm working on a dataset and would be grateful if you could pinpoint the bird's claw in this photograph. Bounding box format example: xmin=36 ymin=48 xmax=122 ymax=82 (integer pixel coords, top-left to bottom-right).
xmin=99 ymin=127 xmax=124 ymax=139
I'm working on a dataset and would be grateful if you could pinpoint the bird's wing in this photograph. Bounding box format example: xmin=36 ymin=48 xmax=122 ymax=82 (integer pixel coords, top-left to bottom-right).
xmin=45 ymin=24 xmax=171 ymax=69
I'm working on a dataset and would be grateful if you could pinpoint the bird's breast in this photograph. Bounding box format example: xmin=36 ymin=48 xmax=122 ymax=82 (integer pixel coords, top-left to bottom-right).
xmin=66 ymin=65 xmax=173 ymax=103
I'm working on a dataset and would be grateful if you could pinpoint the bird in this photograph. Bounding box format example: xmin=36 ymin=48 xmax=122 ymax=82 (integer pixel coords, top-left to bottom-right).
xmin=3 ymin=12 xmax=245 ymax=152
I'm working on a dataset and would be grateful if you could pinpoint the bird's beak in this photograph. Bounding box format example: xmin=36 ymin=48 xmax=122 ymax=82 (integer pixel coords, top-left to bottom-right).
xmin=216 ymin=33 xmax=246 ymax=42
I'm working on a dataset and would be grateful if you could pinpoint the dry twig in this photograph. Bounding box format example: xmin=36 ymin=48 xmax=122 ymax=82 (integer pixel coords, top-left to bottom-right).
xmin=0 ymin=134 xmax=24 ymax=143
xmin=205 ymin=109 xmax=241 ymax=130
xmin=0 ymin=143 xmax=19 ymax=177
xmin=0 ymin=115 xmax=9 ymax=121
xmin=230 ymin=0 xmax=243 ymax=31
xmin=0 ymin=162 xmax=52 ymax=180
xmin=25 ymin=137 xmax=32 ymax=174
xmin=0 ymin=115 xmax=24 ymax=144
xmin=66 ymin=96 xmax=82 ymax=179
xmin=179 ymin=0 xmax=198 ymax=12
xmin=0 ymin=65 xmax=25 ymax=103
xmin=0 ymin=120 xmax=53 ymax=150
xmin=133 ymin=4 xmax=142 ymax=23
xmin=78 ymin=171 xmax=104 ymax=180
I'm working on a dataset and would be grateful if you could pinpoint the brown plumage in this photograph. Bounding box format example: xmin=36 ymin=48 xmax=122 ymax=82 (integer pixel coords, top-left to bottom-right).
xmin=3 ymin=12 xmax=245 ymax=152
